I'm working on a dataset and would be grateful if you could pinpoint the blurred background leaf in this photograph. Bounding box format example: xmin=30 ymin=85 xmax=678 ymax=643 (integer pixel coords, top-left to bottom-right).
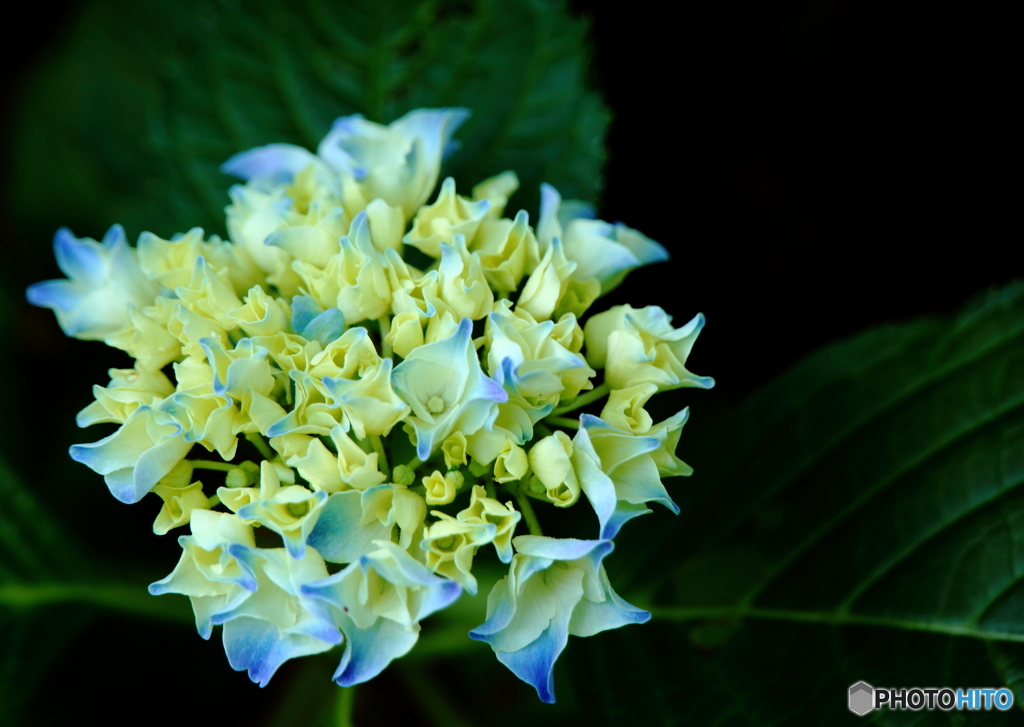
xmin=0 ymin=455 xmax=91 ymax=726
xmin=0 ymin=455 xmax=194 ymax=724
xmin=9 ymin=0 xmax=607 ymax=243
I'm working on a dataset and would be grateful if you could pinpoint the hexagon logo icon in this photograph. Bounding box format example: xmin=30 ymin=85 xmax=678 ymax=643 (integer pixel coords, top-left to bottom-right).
xmin=849 ymin=681 xmax=874 ymax=716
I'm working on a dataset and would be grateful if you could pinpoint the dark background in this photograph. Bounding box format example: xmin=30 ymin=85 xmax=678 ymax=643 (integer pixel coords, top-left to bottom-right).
xmin=0 ymin=0 xmax=1016 ymax=724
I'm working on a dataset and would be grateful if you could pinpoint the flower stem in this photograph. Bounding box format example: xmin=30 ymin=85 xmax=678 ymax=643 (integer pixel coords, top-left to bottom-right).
xmin=546 ymin=415 xmax=579 ymax=429
xmin=369 ymin=435 xmax=390 ymax=479
xmin=515 ymin=484 xmax=543 ymax=536
xmin=0 ymin=582 xmax=194 ymax=625
xmin=191 ymin=460 xmax=235 ymax=472
xmin=335 ymin=686 xmax=356 ymax=727
xmin=245 ymin=432 xmax=276 ymax=461
xmin=519 ymin=487 xmax=553 ymax=504
xmin=551 ymin=382 xmax=610 ymax=416
xmin=377 ymin=315 xmax=392 ymax=359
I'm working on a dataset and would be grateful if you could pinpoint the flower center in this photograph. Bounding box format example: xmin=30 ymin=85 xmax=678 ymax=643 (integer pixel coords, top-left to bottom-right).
xmin=426 ymin=395 xmax=446 ymax=414
xmin=434 ymin=535 xmax=457 ymax=551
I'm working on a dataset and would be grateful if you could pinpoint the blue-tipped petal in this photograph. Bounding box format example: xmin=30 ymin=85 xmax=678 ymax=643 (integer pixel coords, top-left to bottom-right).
xmin=101 ymin=223 xmax=127 ymax=248
xmin=302 ymin=543 xmax=462 ymax=685
xmin=290 ymin=295 xmax=324 ymax=335
xmin=569 ymin=588 xmax=650 ymax=638
xmin=391 ymin=108 xmax=471 ymax=163
xmin=53 ymin=227 xmax=106 ymax=283
xmin=347 ymin=210 xmax=370 ymax=248
xmin=571 ymin=430 xmax=617 ymax=539
xmin=558 ymin=199 xmax=596 ymax=226
xmin=221 ymin=143 xmax=319 ymax=182
xmin=513 ymin=536 xmax=608 ymax=562
xmin=25 ymin=279 xmax=79 ymax=311
xmin=417 ymin=579 xmax=462 ymax=621
xmin=69 ymin=407 xmax=192 ymax=504
xmin=468 ymin=593 xmax=519 ymax=642
xmin=317 ymin=114 xmax=370 ymax=178
xmin=539 ymin=184 xmax=560 ymax=226
xmin=480 ymin=374 xmax=509 ymax=403
xmin=332 ymin=616 xmax=418 ymax=687
xmin=301 ymin=308 xmax=345 ymax=345
xmin=222 ymin=616 xmax=293 ymax=687
xmin=308 ymin=491 xmax=389 ymax=564
xmin=618 ymin=224 xmax=669 ymax=265
xmin=494 ymin=619 xmax=568 ymax=704
xmin=601 ymin=503 xmax=652 ymax=540
xmin=415 ymin=432 xmax=435 ymax=462
xmin=101 ymin=467 xmax=138 ymax=505
xmin=299 ymin=570 xmax=345 ymax=604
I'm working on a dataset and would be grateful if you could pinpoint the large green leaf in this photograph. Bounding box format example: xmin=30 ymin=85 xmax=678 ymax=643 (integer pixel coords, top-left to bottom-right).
xmin=9 ymin=0 xmax=607 ymax=243
xmin=569 ymin=282 xmax=1024 ymax=724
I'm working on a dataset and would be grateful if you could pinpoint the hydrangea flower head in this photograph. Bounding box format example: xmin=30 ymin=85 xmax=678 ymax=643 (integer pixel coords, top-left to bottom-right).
xmin=29 ymin=106 xmax=712 ymax=701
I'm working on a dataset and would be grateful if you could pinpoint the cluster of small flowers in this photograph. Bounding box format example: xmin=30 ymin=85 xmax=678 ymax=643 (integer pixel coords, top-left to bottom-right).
xmin=28 ymin=108 xmax=712 ymax=702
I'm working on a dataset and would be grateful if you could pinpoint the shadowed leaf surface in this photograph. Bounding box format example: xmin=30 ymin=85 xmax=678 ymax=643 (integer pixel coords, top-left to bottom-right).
xmin=576 ymin=282 xmax=1024 ymax=724
xmin=0 ymin=455 xmax=93 ymax=724
xmin=9 ymin=0 xmax=607 ymax=243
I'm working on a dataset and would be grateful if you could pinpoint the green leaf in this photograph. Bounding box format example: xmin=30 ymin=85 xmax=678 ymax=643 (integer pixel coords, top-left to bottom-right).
xmin=0 ymin=455 xmax=90 ymax=724
xmin=0 ymin=455 xmax=193 ymax=724
xmin=576 ymin=282 xmax=1024 ymax=724
xmin=9 ymin=0 xmax=607 ymax=243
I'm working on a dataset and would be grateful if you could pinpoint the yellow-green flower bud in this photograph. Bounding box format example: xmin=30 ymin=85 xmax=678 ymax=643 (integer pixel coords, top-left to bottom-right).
xmin=423 ymin=469 xmax=464 ymax=506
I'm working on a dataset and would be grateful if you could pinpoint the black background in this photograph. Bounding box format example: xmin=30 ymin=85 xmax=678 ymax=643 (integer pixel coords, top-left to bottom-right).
xmin=0 ymin=0 xmax=1016 ymax=724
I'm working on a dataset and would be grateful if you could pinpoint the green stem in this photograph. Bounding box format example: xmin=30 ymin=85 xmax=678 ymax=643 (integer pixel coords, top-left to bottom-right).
xmin=191 ymin=460 xmax=235 ymax=472
xmin=0 ymin=583 xmax=194 ymax=625
xmin=519 ymin=487 xmax=552 ymax=504
xmin=514 ymin=485 xmax=543 ymax=536
xmin=546 ymin=415 xmax=580 ymax=429
xmin=377 ymin=314 xmax=392 ymax=359
xmin=369 ymin=435 xmax=390 ymax=479
xmin=648 ymin=605 xmax=1024 ymax=643
xmin=245 ymin=432 xmax=276 ymax=461
xmin=335 ymin=686 xmax=356 ymax=727
xmin=404 ymin=456 xmax=423 ymax=472
xmin=551 ymin=383 xmax=610 ymax=416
